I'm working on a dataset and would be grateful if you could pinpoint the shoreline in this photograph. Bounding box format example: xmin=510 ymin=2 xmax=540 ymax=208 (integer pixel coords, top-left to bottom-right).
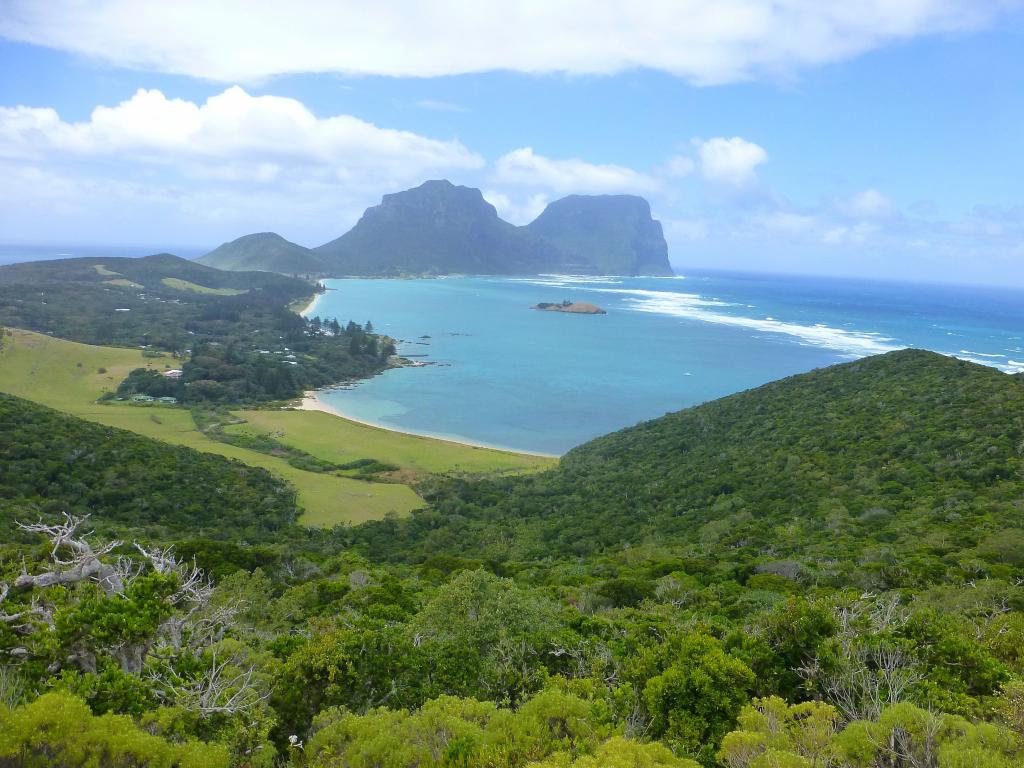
xmin=295 ymin=390 xmax=560 ymax=459
xmin=295 ymin=288 xmax=329 ymax=317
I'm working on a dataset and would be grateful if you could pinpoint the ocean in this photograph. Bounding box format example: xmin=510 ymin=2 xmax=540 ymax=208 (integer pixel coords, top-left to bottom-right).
xmin=307 ymin=272 xmax=1024 ymax=455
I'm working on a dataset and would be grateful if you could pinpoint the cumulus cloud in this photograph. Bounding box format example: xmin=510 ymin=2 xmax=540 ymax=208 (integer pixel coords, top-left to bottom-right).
xmin=0 ymin=1 xmax=1010 ymax=84
xmin=695 ymin=137 xmax=768 ymax=187
xmin=0 ymin=86 xmax=484 ymax=184
xmin=493 ymin=147 xmax=658 ymax=194
xmin=662 ymin=155 xmax=696 ymax=178
xmin=482 ymin=190 xmax=550 ymax=225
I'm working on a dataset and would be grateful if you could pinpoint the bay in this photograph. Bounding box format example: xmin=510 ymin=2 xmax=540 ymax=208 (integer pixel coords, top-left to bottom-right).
xmin=309 ymin=271 xmax=1024 ymax=455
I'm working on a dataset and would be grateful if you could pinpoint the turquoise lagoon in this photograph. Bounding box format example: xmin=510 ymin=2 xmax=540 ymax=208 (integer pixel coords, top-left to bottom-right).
xmin=308 ymin=272 xmax=1024 ymax=455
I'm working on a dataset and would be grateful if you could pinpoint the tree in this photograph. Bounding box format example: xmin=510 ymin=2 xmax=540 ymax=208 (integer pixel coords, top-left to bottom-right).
xmin=411 ymin=569 xmax=562 ymax=703
xmin=0 ymin=692 xmax=230 ymax=767
xmin=719 ymin=698 xmax=1024 ymax=768
xmin=642 ymin=635 xmax=755 ymax=760
xmin=528 ymin=737 xmax=701 ymax=768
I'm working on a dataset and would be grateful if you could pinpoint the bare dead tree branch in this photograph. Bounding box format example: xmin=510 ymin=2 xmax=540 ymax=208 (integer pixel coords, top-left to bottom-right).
xmin=149 ymin=651 xmax=269 ymax=716
xmin=14 ymin=513 xmax=124 ymax=595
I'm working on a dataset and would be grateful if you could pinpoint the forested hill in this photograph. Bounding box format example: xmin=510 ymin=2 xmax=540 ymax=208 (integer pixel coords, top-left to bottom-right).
xmin=361 ymin=349 xmax=1024 ymax=587
xmin=0 ymin=253 xmax=394 ymax=403
xmin=0 ymin=252 xmax=305 ymax=294
xmin=197 ymin=232 xmax=328 ymax=275
xmin=0 ymin=252 xmax=309 ymax=348
xmin=0 ymin=393 xmax=297 ymax=541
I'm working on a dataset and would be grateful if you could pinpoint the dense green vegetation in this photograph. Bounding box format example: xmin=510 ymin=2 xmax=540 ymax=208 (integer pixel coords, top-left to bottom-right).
xmin=0 ymin=254 xmax=394 ymax=403
xmin=198 ymin=232 xmax=328 ymax=276
xmin=359 ymin=350 xmax=1024 ymax=586
xmin=0 ymin=393 xmax=297 ymax=540
xmin=2 ymin=347 xmax=1023 ymax=766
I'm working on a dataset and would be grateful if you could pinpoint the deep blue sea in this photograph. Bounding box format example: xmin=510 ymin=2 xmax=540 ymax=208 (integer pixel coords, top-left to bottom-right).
xmin=308 ymin=272 xmax=1024 ymax=455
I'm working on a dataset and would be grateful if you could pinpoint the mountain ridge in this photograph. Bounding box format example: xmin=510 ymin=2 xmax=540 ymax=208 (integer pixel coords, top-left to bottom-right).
xmin=200 ymin=180 xmax=675 ymax=277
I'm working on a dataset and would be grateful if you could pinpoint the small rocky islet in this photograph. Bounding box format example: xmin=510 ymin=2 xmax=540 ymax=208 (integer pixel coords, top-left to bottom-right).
xmin=531 ymin=300 xmax=607 ymax=315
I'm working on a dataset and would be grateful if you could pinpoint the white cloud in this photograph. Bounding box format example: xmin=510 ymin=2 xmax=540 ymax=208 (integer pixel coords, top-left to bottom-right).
xmin=0 ymin=1 xmax=1010 ymax=84
xmin=695 ymin=137 xmax=768 ymax=187
xmin=482 ymin=190 xmax=550 ymax=225
xmin=415 ymin=100 xmax=469 ymax=113
xmin=0 ymin=86 xmax=484 ymax=184
xmin=662 ymin=155 xmax=696 ymax=178
xmin=493 ymin=147 xmax=658 ymax=194
xmin=837 ymin=188 xmax=894 ymax=218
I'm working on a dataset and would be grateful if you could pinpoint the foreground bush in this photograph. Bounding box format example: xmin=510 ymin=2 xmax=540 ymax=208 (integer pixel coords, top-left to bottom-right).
xmin=0 ymin=692 xmax=230 ymax=767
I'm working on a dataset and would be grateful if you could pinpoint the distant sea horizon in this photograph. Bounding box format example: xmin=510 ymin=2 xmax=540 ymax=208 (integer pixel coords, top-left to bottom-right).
xmin=307 ymin=272 xmax=1024 ymax=455
xmin=0 ymin=243 xmax=208 ymax=265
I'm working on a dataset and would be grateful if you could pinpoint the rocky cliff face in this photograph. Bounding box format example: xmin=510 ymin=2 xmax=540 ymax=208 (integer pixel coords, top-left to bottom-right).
xmin=524 ymin=195 xmax=673 ymax=276
xmin=315 ymin=180 xmax=560 ymax=276
xmin=201 ymin=181 xmax=674 ymax=277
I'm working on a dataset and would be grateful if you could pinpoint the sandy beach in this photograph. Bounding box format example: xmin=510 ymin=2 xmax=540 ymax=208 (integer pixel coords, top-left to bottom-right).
xmin=294 ymin=289 xmax=327 ymax=317
xmin=295 ymin=390 xmax=559 ymax=458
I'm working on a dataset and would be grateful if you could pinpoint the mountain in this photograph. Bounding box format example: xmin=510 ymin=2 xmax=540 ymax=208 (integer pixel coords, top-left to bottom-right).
xmin=525 ymin=194 xmax=673 ymax=276
xmin=314 ymin=180 xmax=562 ymax=276
xmin=200 ymin=181 xmax=674 ymax=277
xmin=360 ymin=349 xmax=1024 ymax=589
xmin=197 ymin=232 xmax=327 ymax=275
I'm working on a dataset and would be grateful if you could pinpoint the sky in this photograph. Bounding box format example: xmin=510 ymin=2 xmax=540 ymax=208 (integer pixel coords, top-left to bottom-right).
xmin=1 ymin=1 xmax=1023 ymax=285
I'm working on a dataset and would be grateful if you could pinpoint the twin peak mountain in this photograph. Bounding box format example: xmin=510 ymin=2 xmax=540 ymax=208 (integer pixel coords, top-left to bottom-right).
xmin=198 ymin=180 xmax=674 ymax=277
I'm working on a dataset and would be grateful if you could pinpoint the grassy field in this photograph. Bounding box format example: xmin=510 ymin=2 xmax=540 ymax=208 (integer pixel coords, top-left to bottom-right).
xmin=0 ymin=329 xmax=423 ymax=525
xmin=229 ymin=409 xmax=553 ymax=480
xmin=0 ymin=329 xmax=555 ymax=525
xmin=160 ymin=277 xmax=248 ymax=295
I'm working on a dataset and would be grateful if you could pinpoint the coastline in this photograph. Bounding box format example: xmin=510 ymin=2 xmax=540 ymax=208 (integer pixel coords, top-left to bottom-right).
xmin=295 ymin=390 xmax=560 ymax=459
xmin=295 ymin=288 xmax=327 ymax=317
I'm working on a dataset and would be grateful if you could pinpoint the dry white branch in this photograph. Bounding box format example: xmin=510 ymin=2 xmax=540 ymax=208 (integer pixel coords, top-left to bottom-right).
xmin=15 ymin=513 xmax=124 ymax=595
xmin=150 ymin=651 xmax=269 ymax=716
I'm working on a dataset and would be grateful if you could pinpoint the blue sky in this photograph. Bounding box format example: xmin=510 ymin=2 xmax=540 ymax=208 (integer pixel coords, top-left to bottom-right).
xmin=1 ymin=1 xmax=1023 ymax=285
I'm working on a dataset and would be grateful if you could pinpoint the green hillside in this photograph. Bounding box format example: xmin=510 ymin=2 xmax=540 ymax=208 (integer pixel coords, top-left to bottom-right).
xmin=3 ymin=345 xmax=1023 ymax=766
xmin=0 ymin=253 xmax=392 ymax=404
xmin=0 ymin=392 xmax=297 ymax=540
xmin=0 ymin=252 xmax=309 ymax=349
xmin=360 ymin=349 xmax=1024 ymax=587
xmin=197 ymin=232 xmax=328 ymax=275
